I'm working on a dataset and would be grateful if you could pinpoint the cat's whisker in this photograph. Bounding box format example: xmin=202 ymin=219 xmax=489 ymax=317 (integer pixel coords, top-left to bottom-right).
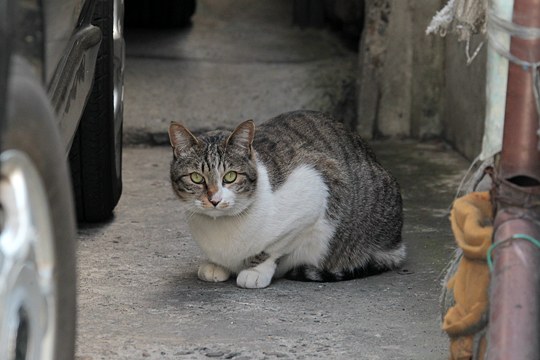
xmin=184 ymin=208 xmax=198 ymax=221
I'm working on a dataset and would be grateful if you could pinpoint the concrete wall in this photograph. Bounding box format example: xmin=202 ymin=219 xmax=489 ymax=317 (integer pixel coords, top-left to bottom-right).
xmin=357 ymin=0 xmax=486 ymax=160
xmin=442 ymin=36 xmax=486 ymax=160
xmin=410 ymin=1 xmax=445 ymax=139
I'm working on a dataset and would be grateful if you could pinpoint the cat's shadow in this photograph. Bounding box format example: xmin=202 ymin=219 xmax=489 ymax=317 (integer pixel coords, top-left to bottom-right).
xmin=159 ymin=272 xmax=297 ymax=307
xmin=160 ymin=273 xmax=236 ymax=305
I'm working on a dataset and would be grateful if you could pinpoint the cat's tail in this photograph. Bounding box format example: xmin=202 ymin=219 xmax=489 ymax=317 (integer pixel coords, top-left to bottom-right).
xmin=284 ymin=263 xmax=387 ymax=282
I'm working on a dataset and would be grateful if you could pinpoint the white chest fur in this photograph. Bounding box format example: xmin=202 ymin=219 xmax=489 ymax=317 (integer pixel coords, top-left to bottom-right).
xmin=187 ymin=163 xmax=335 ymax=274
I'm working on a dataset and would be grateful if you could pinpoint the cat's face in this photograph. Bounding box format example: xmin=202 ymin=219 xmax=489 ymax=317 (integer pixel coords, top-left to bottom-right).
xmin=168 ymin=121 xmax=258 ymax=218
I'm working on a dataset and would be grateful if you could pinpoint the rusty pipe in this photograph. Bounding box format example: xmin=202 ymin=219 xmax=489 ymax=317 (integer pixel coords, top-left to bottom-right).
xmin=488 ymin=0 xmax=540 ymax=359
xmin=498 ymin=0 xmax=540 ymax=182
xmin=488 ymin=185 xmax=540 ymax=360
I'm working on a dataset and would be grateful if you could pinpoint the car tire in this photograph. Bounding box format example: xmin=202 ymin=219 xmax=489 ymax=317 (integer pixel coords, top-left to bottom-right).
xmin=125 ymin=0 xmax=196 ymax=28
xmin=1 ymin=57 xmax=76 ymax=360
xmin=70 ymin=0 xmax=124 ymax=222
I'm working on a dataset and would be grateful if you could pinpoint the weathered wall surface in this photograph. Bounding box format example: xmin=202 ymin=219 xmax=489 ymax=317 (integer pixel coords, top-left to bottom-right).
xmin=410 ymin=1 xmax=445 ymax=139
xmin=357 ymin=0 xmax=444 ymax=139
xmin=357 ymin=1 xmax=486 ymax=160
xmin=442 ymin=36 xmax=486 ymax=160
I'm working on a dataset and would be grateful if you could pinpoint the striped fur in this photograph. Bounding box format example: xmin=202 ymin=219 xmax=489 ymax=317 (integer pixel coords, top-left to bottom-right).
xmin=169 ymin=110 xmax=404 ymax=288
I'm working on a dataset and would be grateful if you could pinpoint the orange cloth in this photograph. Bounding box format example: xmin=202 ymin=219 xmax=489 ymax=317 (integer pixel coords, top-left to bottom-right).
xmin=443 ymin=192 xmax=492 ymax=360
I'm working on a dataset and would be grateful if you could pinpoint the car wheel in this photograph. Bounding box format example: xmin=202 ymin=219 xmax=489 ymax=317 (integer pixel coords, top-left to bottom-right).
xmin=125 ymin=0 xmax=196 ymax=28
xmin=70 ymin=0 xmax=125 ymax=222
xmin=0 ymin=57 xmax=76 ymax=360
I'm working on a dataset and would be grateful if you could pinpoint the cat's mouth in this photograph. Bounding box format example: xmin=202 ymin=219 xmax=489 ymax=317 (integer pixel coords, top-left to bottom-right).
xmin=201 ymin=198 xmax=230 ymax=209
xmin=191 ymin=199 xmax=252 ymax=219
xmin=194 ymin=199 xmax=233 ymax=217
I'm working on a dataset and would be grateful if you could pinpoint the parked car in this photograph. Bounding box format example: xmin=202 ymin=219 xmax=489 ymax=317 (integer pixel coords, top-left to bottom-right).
xmin=0 ymin=0 xmax=124 ymax=358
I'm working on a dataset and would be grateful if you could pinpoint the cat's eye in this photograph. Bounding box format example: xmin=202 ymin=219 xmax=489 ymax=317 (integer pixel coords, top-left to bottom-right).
xmin=190 ymin=172 xmax=205 ymax=184
xmin=223 ymin=171 xmax=237 ymax=184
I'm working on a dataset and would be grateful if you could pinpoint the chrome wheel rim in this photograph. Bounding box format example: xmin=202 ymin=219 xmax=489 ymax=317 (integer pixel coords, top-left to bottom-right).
xmin=113 ymin=0 xmax=125 ymax=179
xmin=0 ymin=150 xmax=56 ymax=360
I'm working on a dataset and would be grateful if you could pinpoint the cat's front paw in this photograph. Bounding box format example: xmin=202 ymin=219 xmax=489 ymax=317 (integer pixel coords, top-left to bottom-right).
xmin=198 ymin=262 xmax=231 ymax=282
xmin=236 ymin=268 xmax=273 ymax=289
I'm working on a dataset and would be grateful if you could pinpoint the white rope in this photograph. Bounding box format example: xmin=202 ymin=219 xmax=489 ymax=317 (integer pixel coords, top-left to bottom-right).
xmin=426 ymin=0 xmax=487 ymax=64
xmin=426 ymin=0 xmax=457 ymax=37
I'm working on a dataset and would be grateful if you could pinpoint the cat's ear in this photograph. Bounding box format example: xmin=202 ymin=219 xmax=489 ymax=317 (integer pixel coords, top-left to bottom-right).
xmin=168 ymin=122 xmax=199 ymax=156
xmin=226 ymin=120 xmax=255 ymax=153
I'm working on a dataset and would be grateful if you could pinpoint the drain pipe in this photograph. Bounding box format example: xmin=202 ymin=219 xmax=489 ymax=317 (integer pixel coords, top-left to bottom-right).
xmin=488 ymin=0 xmax=540 ymax=358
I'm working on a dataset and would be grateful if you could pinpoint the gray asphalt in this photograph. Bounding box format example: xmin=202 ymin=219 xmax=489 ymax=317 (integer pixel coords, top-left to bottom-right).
xmin=75 ymin=1 xmax=468 ymax=359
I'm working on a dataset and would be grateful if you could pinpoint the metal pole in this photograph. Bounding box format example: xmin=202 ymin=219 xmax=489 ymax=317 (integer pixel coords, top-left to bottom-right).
xmin=488 ymin=0 xmax=540 ymax=358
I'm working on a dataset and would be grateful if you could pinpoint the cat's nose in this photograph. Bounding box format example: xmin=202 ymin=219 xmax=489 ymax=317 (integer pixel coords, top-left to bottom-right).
xmin=207 ymin=188 xmax=222 ymax=207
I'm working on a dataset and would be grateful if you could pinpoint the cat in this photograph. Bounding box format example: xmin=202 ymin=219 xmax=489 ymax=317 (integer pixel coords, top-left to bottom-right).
xmin=168 ymin=110 xmax=405 ymax=289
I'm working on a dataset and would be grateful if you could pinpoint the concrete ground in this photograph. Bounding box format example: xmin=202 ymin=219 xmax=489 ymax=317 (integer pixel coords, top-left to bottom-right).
xmin=122 ymin=0 xmax=357 ymax=145
xmin=75 ymin=1 xmax=469 ymax=359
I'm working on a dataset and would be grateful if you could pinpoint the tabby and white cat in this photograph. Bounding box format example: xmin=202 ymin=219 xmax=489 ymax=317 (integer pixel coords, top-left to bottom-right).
xmin=168 ymin=110 xmax=404 ymax=289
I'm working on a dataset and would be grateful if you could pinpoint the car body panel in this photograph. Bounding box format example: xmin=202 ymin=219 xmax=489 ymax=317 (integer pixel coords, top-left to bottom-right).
xmin=43 ymin=0 xmax=86 ymax=83
xmin=43 ymin=0 xmax=102 ymax=150
xmin=0 ymin=0 xmax=9 ymax=138
xmin=48 ymin=24 xmax=100 ymax=150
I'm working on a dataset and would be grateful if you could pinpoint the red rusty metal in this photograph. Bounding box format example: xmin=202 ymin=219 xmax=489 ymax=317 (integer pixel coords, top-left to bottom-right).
xmin=488 ymin=181 xmax=540 ymax=360
xmin=499 ymin=0 xmax=540 ymax=182
xmin=488 ymin=0 xmax=540 ymax=359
